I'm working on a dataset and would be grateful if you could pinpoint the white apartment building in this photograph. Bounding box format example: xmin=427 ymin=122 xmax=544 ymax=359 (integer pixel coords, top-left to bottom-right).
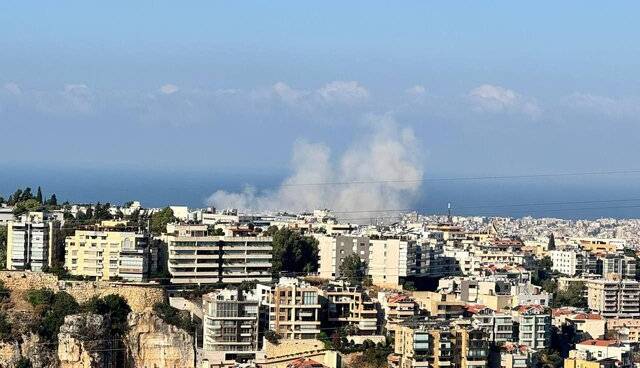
xmin=587 ymin=278 xmax=640 ymax=318
xmin=471 ymin=307 xmax=515 ymax=345
xmin=6 ymin=213 xmax=59 ymax=271
xmin=516 ymin=305 xmax=551 ymax=350
xmin=549 ymin=250 xmax=592 ymax=276
xmin=166 ymin=224 xmax=272 ymax=284
xmin=263 ymin=278 xmax=321 ymax=340
xmin=64 ymin=230 xmax=153 ymax=281
xmin=202 ymin=289 xmax=260 ymax=364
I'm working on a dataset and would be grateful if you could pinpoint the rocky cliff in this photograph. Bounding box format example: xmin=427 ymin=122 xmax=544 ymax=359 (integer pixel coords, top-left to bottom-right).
xmin=57 ymin=313 xmax=111 ymax=368
xmin=126 ymin=308 xmax=195 ymax=368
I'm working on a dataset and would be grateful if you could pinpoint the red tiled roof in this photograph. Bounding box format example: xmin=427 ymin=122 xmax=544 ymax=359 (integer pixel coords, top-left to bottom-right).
xmin=578 ymin=339 xmax=619 ymax=347
xmin=287 ymin=358 xmax=326 ymax=368
xmin=572 ymin=313 xmax=602 ymax=320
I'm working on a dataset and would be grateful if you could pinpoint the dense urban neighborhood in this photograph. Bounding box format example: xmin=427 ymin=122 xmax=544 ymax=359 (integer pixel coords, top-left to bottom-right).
xmin=1 ymin=187 xmax=640 ymax=368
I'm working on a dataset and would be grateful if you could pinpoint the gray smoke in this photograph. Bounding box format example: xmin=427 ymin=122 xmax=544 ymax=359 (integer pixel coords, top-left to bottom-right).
xmin=207 ymin=115 xmax=423 ymax=218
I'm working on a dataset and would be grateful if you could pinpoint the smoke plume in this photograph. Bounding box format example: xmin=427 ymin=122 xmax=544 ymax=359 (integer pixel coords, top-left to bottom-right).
xmin=207 ymin=116 xmax=423 ymax=219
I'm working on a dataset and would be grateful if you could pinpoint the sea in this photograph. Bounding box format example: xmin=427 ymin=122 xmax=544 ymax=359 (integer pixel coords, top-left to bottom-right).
xmin=1 ymin=164 xmax=640 ymax=220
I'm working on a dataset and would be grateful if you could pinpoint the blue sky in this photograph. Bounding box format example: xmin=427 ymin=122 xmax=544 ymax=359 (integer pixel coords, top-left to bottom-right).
xmin=2 ymin=2 xmax=640 ymax=177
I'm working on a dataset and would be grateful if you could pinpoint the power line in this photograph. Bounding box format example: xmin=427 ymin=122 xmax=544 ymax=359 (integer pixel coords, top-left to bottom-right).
xmin=280 ymin=169 xmax=640 ymax=187
xmin=331 ymin=197 xmax=640 ymax=215
xmin=334 ymin=203 xmax=640 ymax=221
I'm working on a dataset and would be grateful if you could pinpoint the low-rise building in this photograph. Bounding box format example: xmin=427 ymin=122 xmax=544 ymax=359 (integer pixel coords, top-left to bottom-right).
xmin=412 ymin=291 xmax=465 ymax=320
xmin=569 ymin=340 xmax=632 ymax=368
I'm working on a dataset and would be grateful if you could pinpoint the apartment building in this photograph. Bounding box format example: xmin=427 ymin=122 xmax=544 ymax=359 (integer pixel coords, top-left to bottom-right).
xmin=587 ymin=278 xmax=640 ymax=318
xmin=393 ymin=318 xmax=489 ymax=368
xmin=316 ymin=235 xmax=370 ymax=279
xmin=470 ymin=307 xmax=515 ymax=345
xmin=6 ymin=212 xmax=59 ymax=271
xmin=64 ymin=229 xmax=153 ymax=281
xmin=516 ymin=305 xmax=551 ymax=350
xmin=368 ymin=238 xmax=417 ymax=288
xmin=549 ymin=250 xmax=594 ymax=276
xmin=569 ymin=340 xmax=632 ymax=368
xmin=322 ymin=281 xmax=378 ymax=335
xmin=264 ymin=278 xmax=321 ymax=340
xmin=166 ymin=224 xmax=272 ymax=284
xmin=597 ymin=254 xmax=636 ymax=280
xmin=606 ymin=319 xmax=640 ymax=342
xmin=412 ymin=291 xmax=465 ymax=320
xmin=500 ymin=344 xmax=538 ymax=368
xmin=202 ymin=289 xmax=260 ymax=364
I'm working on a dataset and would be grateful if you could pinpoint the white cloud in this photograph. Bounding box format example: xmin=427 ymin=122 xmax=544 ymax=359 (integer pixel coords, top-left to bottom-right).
xmin=160 ymin=84 xmax=180 ymax=95
xmin=207 ymin=114 xmax=423 ymax=218
xmin=272 ymin=82 xmax=307 ymax=104
xmin=469 ymin=84 xmax=540 ymax=117
xmin=3 ymin=82 xmax=22 ymax=95
xmin=564 ymin=93 xmax=640 ymax=118
xmin=317 ymin=81 xmax=369 ymax=105
xmin=405 ymin=85 xmax=426 ymax=97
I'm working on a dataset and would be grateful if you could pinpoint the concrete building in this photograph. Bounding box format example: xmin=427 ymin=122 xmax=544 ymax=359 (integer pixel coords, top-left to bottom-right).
xmin=264 ymin=278 xmax=322 ymax=340
xmin=6 ymin=212 xmax=59 ymax=271
xmin=500 ymin=344 xmax=538 ymax=368
xmin=368 ymin=238 xmax=417 ymax=289
xmin=598 ymin=254 xmax=636 ymax=280
xmin=166 ymin=224 xmax=272 ymax=284
xmin=586 ymin=278 xmax=640 ymax=318
xmin=322 ymin=281 xmax=379 ymax=335
xmin=569 ymin=340 xmax=632 ymax=368
xmin=605 ymin=319 xmax=640 ymax=343
xmin=202 ymin=288 xmax=260 ymax=364
xmin=378 ymin=292 xmax=419 ymax=334
xmin=0 ymin=205 xmax=14 ymax=225
xmin=316 ymin=235 xmax=370 ymax=279
xmin=393 ymin=318 xmax=489 ymax=368
xmin=516 ymin=305 xmax=551 ymax=350
xmin=470 ymin=306 xmax=515 ymax=345
xmin=64 ymin=229 xmax=153 ymax=281
xmin=549 ymin=250 xmax=594 ymax=276
xmin=412 ymin=291 xmax=465 ymax=320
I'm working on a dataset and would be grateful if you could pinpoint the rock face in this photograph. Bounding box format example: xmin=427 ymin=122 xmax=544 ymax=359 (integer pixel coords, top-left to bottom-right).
xmin=57 ymin=313 xmax=111 ymax=368
xmin=126 ymin=308 xmax=195 ymax=368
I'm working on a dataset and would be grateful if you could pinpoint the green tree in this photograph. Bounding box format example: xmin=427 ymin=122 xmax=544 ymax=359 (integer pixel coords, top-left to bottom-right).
xmin=552 ymin=282 xmax=587 ymax=308
xmin=150 ymin=207 xmax=176 ymax=235
xmin=12 ymin=199 xmax=42 ymax=217
xmin=270 ymin=227 xmax=319 ymax=276
xmin=35 ymin=187 xmax=43 ymax=204
xmin=153 ymin=302 xmax=196 ymax=336
xmin=339 ymin=254 xmax=366 ymax=285
xmin=531 ymin=256 xmax=554 ymax=286
xmin=26 ymin=289 xmax=80 ymax=342
xmin=81 ymin=294 xmax=131 ymax=336
xmin=15 ymin=357 xmax=31 ymax=368
xmin=47 ymin=194 xmax=58 ymax=206
xmin=548 ymin=233 xmax=556 ymax=250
